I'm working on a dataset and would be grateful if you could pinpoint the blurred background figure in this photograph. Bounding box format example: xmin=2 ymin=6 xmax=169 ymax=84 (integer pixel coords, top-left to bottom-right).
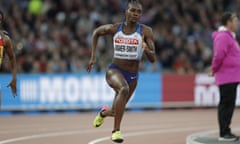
xmin=210 ymin=12 xmax=240 ymax=142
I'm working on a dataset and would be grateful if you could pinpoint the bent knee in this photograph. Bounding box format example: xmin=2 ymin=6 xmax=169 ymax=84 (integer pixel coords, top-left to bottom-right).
xmin=119 ymin=85 xmax=129 ymax=96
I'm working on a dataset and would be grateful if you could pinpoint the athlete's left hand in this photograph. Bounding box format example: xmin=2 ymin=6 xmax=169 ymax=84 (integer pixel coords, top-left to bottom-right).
xmin=7 ymin=78 xmax=17 ymax=97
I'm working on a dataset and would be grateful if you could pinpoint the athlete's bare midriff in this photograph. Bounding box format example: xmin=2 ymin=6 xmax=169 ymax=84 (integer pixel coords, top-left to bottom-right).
xmin=112 ymin=58 xmax=139 ymax=73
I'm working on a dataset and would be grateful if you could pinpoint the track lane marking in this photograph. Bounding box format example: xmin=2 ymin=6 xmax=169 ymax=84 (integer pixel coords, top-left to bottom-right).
xmin=88 ymin=126 xmax=213 ymax=144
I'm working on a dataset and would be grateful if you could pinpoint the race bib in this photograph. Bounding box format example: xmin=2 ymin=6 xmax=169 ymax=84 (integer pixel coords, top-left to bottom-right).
xmin=114 ymin=37 xmax=140 ymax=60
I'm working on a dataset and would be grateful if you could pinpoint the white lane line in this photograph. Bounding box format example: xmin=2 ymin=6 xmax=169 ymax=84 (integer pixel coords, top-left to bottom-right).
xmin=0 ymin=124 xmax=216 ymax=144
xmin=0 ymin=124 xmax=175 ymax=134
xmin=88 ymin=126 xmax=213 ymax=144
xmin=0 ymin=124 xmax=194 ymax=144
xmin=186 ymin=127 xmax=240 ymax=144
xmin=0 ymin=129 xmax=109 ymax=144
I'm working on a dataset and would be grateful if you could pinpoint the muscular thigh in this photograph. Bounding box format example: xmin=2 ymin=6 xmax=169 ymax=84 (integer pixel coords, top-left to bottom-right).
xmin=106 ymin=69 xmax=128 ymax=92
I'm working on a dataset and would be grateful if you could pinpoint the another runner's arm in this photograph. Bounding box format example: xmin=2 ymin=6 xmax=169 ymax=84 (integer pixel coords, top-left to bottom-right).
xmin=4 ymin=34 xmax=17 ymax=96
xmin=4 ymin=35 xmax=16 ymax=80
xmin=142 ymin=25 xmax=156 ymax=63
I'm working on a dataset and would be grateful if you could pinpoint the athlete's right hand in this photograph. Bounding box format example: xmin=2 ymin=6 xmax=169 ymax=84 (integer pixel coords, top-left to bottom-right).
xmin=7 ymin=78 xmax=17 ymax=97
xmin=86 ymin=56 xmax=96 ymax=73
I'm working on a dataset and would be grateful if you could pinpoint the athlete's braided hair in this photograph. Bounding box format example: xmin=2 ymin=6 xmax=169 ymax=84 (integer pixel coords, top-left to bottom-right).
xmin=127 ymin=0 xmax=142 ymax=9
xmin=128 ymin=0 xmax=140 ymax=3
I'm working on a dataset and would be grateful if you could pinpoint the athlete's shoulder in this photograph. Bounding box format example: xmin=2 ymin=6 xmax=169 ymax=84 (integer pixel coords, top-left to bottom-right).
xmin=2 ymin=31 xmax=10 ymax=40
xmin=102 ymin=23 xmax=120 ymax=28
xmin=140 ymin=24 xmax=153 ymax=38
xmin=140 ymin=24 xmax=153 ymax=33
xmin=102 ymin=23 xmax=121 ymax=29
xmin=0 ymin=30 xmax=11 ymax=46
xmin=0 ymin=30 xmax=10 ymax=38
xmin=112 ymin=22 xmax=122 ymax=29
xmin=114 ymin=22 xmax=122 ymax=27
xmin=1 ymin=30 xmax=8 ymax=35
xmin=111 ymin=22 xmax=123 ymax=33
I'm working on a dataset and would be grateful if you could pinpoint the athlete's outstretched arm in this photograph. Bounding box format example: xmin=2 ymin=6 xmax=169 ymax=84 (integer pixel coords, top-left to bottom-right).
xmin=86 ymin=24 xmax=116 ymax=73
xmin=142 ymin=26 xmax=156 ymax=63
xmin=4 ymin=34 xmax=17 ymax=96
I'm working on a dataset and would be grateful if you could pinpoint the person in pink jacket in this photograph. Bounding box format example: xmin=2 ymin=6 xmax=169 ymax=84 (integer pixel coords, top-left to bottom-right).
xmin=210 ymin=12 xmax=240 ymax=142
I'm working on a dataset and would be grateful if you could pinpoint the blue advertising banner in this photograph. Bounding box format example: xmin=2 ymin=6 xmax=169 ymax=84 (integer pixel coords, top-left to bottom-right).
xmin=0 ymin=73 xmax=161 ymax=111
xmin=128 ymin=73 xmax=162 ymax=108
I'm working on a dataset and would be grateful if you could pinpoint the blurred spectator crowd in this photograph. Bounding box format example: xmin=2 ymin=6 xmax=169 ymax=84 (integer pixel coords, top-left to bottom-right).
xmin=0 ymin=0 xmax=239 ymax=74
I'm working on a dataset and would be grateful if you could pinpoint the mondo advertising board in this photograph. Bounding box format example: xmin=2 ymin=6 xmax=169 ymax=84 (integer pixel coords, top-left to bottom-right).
xmin=0 ymin=73 xmax=161 ymax=110
xmin=1 ymin=73 xmax=238 ymax=110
